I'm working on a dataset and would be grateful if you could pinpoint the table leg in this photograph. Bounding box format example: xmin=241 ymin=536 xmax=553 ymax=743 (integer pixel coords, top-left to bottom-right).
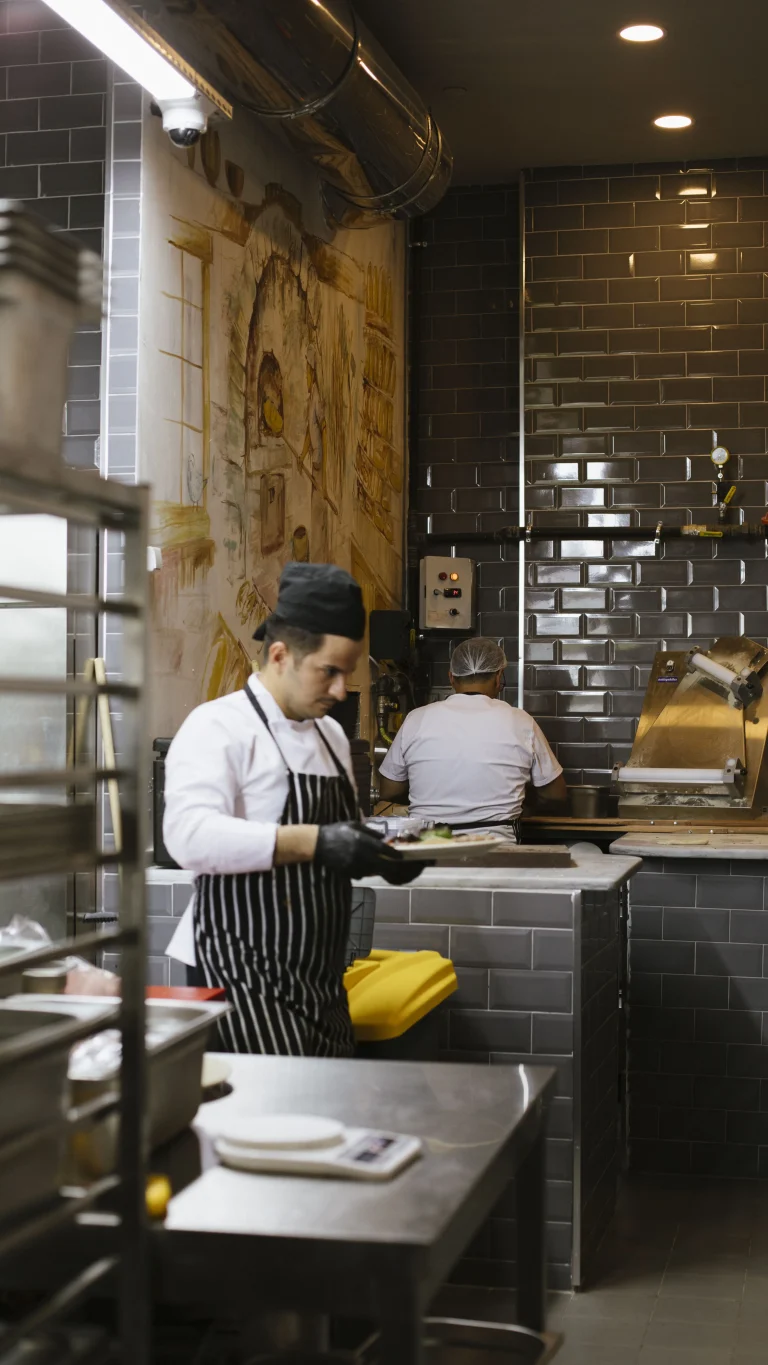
xmin=378 ymin=1313 xmax=422 ymax=1365
xmin=515 ymin=1130 xmax=546 ymax=1333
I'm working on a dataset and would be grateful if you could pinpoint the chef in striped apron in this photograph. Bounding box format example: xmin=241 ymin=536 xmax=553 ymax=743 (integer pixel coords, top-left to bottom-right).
xmin=164 ymin=563 xmax=424 ymax=1057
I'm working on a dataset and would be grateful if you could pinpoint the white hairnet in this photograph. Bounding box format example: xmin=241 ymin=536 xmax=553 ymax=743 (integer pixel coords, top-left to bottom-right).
xmin=450 ymin=637 xmax=507 ymax=677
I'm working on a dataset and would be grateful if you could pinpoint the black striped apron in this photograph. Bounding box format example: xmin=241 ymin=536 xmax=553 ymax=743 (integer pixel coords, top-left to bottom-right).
xmin=193 ymin=689 xmax=357 ymax=1058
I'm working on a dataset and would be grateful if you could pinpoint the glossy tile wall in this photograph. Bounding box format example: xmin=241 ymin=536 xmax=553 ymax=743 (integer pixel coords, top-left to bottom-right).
xmin=0 ymin=0 xmax=107 ymax=469
xmin=522 ymin=160 xmax=768 ymax=784
xmin=412 ymin=185 xmax=520 ymax=697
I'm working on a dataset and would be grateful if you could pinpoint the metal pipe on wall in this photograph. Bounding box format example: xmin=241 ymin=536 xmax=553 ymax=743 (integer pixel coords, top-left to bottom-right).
xmin=137 ymin=0 xmax=453 ymax=225
xmin=517 ymin=172 xmax=526 ymax=709
xmin=419 ymin=523 xmax=768 ymax=544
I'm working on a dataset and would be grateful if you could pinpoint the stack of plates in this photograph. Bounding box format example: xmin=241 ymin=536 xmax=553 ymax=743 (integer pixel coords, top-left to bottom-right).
xmin=0 ymin=200 xmax=102 ymax=315
xmin=0 ymin=803 xmax=96 ymax=881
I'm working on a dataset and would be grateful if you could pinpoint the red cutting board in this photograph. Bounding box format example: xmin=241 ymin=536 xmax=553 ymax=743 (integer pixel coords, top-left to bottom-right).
xmin=146 ymin=986 xmax=226 ymax=1002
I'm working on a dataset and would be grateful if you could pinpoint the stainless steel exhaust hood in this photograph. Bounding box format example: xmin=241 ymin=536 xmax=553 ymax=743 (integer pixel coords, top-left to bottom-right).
xmin=138 ymin=0 xmax=453 ymax=224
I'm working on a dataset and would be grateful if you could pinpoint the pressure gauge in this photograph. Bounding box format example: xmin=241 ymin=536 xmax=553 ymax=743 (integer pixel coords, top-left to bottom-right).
xmin=711 ymin=444 xmax=730 ymax=468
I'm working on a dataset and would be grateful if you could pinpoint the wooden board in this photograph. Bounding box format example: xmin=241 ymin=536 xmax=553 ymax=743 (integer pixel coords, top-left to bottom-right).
xmin=433 ymin=844 xmax=573 ymax=869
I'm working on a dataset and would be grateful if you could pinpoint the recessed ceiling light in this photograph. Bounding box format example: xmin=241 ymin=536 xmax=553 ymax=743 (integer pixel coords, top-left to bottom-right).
xmin=619 ymin=24 xmax=665 ymax=41
xmin=654 ymin=114 xmax=693 ymax=129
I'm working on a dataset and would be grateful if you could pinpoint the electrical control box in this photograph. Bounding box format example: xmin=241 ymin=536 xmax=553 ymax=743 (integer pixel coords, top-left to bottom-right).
xmin=418 ymin=556 xmax=475 ymax=630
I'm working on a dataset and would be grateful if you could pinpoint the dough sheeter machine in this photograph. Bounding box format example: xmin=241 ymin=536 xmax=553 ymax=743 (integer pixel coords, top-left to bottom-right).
xmin=613 ymin=635 xmax=768 ymax=822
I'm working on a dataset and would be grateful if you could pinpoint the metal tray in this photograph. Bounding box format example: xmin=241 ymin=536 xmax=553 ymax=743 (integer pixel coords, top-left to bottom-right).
xmin=0 ymin=804 xmax=96 ymax=881
xmin=0 ymin=1004 xmax=116 ymax=1224
xmin=2 ymin=996 xmax=231 ymax=1180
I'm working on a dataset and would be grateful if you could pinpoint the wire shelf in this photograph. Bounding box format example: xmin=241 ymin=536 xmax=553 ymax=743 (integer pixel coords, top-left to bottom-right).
xmin=0 ymin=464 xmax=150 ymax=1365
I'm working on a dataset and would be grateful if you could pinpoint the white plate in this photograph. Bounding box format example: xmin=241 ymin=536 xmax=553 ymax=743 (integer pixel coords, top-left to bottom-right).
xmin=201 ymin=1055 xmax=232 ymax=1090
xmin=389 ymin=835 xmax=502 ymax=860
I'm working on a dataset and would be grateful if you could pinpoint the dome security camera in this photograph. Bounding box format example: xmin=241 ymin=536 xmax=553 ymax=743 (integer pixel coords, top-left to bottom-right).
xmin=156 ymin=93 xmax=213 ymax=146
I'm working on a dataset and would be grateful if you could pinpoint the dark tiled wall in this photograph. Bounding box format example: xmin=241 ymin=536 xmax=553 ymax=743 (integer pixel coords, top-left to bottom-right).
xmin=629 ymin=856 xmax=768 ymax=1179
xmin=374 ymin=882 xmax=623 ymax=1290
xmin=413 ymin=185 xmax=521 ymax=695
xmin=0 ymin=0 xmax=106 ymax=468
xmin=374 ymin=880 xmax=577 ymax=1289
xmin=522 ymin=161 xmax=768 ymax=784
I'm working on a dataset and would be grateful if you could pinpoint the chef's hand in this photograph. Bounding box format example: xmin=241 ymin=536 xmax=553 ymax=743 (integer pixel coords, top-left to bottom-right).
xmin=379 ymin=858 xmax=432 ymax=885
xmin=315 ymin=821 xmax=397 ymax=879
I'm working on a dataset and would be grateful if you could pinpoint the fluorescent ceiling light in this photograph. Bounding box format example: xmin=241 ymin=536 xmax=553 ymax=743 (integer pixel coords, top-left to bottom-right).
xmin=619 ymin=24 xmax=665 ymax=41
xmin=40 ymin=0 xmax=195 ymax=100
xmin=654 ymin=114 xmax=693 ymax=129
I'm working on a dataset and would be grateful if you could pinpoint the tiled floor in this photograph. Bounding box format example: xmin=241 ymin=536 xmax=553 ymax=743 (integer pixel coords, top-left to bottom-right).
xmin=442 ymin=1175 xmax=768 ymax=1365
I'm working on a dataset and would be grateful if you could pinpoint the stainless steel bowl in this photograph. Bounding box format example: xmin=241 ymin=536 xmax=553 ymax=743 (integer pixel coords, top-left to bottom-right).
xmin=570 ymin=786 xmax=604 ymax=819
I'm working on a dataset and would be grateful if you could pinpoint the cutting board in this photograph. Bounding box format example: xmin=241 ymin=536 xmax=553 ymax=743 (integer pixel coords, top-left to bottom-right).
xmin=437 ymin=843 xmax=573 ymax=868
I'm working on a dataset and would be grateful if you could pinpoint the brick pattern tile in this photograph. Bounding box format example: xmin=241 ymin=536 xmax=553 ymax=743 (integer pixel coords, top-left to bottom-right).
xmin=413 ymin=184 xmax=521 ymax=696
xmin=521 ymin=161 xmax=768 ymax=783
xmin=629 ymin=856 xmax=768 ymax=1179
xmin=0 ymin=0 xmax=107 ymax=468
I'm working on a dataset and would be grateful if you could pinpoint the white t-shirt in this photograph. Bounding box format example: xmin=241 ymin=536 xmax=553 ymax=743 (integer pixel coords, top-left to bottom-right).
xmin=379 ymin=693 xmax=562 ymax=825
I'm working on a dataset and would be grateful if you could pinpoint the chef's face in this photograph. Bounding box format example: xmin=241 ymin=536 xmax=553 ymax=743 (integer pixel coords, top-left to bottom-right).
xmin=271 ymin=634 xmax=363 ymax=720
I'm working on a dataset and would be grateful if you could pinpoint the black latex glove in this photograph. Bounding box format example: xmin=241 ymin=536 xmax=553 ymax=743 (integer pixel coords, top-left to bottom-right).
xmin=379 ymin=858 xmax=433 ymax=885
xmin=315 ymin=821 xmax=396 ymax=879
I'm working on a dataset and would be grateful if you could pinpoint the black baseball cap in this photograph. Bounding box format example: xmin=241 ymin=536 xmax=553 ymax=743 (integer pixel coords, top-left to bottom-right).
xmin=253 ymin=562 xmax=366 ymax=642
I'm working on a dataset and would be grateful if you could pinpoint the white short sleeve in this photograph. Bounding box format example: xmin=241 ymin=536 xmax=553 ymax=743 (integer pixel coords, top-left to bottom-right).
xmin=379 ymin=720 xmax=408 ymax=782
xmin=530 ymin=718 xmax=563 ymax=788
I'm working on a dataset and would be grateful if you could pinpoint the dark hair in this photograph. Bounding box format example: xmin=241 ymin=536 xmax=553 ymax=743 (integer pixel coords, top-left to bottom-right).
xmin=263 ymin=621 xmax=325 ymax=661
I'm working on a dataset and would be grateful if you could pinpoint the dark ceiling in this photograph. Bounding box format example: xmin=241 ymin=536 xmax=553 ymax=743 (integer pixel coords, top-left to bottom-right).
xmin=355 ymin=0 xmax=768 ymax=182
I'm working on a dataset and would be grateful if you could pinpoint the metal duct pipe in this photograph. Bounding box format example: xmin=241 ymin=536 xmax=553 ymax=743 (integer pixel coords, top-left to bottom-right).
xmin=138 ymin=0 xmax=453 ymax=224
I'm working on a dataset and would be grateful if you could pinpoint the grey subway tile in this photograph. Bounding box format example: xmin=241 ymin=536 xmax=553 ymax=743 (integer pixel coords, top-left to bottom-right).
xmin=451 ymin=926 xmax=532 ymax=968
xmin=493 ymin=890 xmax=574 ymax=927
xmin=490 ymin=969 xmax=572 ymax=1012
xmin=411 ymin=888 xmax=492 ymax=925
xmin=449 ymin=1009 xmax=531 ymax=1053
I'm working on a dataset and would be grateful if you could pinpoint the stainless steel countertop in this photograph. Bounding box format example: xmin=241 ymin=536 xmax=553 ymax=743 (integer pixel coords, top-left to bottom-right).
xmin=153 ymin=1054 xmax=555 ymax=1317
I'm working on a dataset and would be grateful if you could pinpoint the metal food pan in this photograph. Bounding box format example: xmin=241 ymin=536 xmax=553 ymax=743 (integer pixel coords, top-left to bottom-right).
xmin=0 ymin=1122 xmax=63 ymax=1227
xmin=0 ymin=1005 xmax=115 ymax=1224
xmin=2 ymin=996 xmax=231 ymax=1180
xmin=0 ymin=1006 xmax=115 ymax=1145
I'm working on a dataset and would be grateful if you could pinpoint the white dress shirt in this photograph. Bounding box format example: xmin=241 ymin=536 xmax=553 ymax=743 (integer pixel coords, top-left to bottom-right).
xmin=164 ymin=676 xmax=355 ymax=967
xmin=163 ymin=675 xmax=354 ymax=875
xmin=379 ymin=693 xmax=562 ymax=825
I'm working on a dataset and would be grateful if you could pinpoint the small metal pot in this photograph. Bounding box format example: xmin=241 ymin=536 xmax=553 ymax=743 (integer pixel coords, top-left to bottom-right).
xmin=570 ymin=786 xmax=604 ymax=820
xmin=21 ymin=962 xmax=69 ymax=994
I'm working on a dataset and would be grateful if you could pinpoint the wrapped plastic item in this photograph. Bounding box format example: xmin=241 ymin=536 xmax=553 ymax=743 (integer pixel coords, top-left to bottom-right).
xmin=0 ymin=915 xmax=121 ymax=996
xmin=69 ymin=1026 xmax=165 ymax=1081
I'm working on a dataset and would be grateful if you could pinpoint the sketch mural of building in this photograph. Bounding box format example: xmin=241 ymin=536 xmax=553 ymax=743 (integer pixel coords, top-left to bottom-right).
xmin=138 ymin=110 xmax=406 ymax=737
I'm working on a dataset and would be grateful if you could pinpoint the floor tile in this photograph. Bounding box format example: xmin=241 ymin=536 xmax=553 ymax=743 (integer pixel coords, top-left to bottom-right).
xmin=637 ymin=1349 xmax=731 ymax=1365
xmin=556 ymin=1348 xmax=640 ymax=1365
xmin=658 ymin=1270 xmax=745 ymax=1300
xmin=641 ymin=1319 xmax=737 ymax=1350
xmin=650 ymin=1294 xmax=740 ymax=1324
xmin=559 ymin=1318 xmax=647 ymax=1347
xmin=559 ymin=1291 xmax=656 ymax=1323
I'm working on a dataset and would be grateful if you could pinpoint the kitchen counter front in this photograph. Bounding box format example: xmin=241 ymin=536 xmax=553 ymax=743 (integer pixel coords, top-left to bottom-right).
xmin=608 ymin=833 xmax=768 ymax=1183
xmin=365 ymin=851 xmax=638 ymax=1291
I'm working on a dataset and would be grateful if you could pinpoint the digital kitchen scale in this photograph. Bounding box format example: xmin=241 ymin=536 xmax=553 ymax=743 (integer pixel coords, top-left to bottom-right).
xmin=213 ymin=1114 xmax=422 ymax=1182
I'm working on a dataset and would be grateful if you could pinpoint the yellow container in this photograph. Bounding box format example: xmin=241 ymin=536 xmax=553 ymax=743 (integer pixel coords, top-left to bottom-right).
xmin=344 ymin=948 xmax=457 ymax=1042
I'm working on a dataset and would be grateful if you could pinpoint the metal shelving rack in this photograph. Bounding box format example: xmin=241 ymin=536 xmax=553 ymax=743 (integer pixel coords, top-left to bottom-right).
xmin=0 ymin=463 xmax=150 ymax=1365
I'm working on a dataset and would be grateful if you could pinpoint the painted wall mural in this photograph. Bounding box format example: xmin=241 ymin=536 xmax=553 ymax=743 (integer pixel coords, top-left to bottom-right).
xmin=138 ymin=110 xmax=406 ymax=737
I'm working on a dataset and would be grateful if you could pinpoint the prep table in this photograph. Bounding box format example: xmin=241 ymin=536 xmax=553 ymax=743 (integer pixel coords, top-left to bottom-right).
xmin=152 ymin=1055 xmax=555 ymax=1362
xmin=1 ymin=1056 xmax=555 ymax=1360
